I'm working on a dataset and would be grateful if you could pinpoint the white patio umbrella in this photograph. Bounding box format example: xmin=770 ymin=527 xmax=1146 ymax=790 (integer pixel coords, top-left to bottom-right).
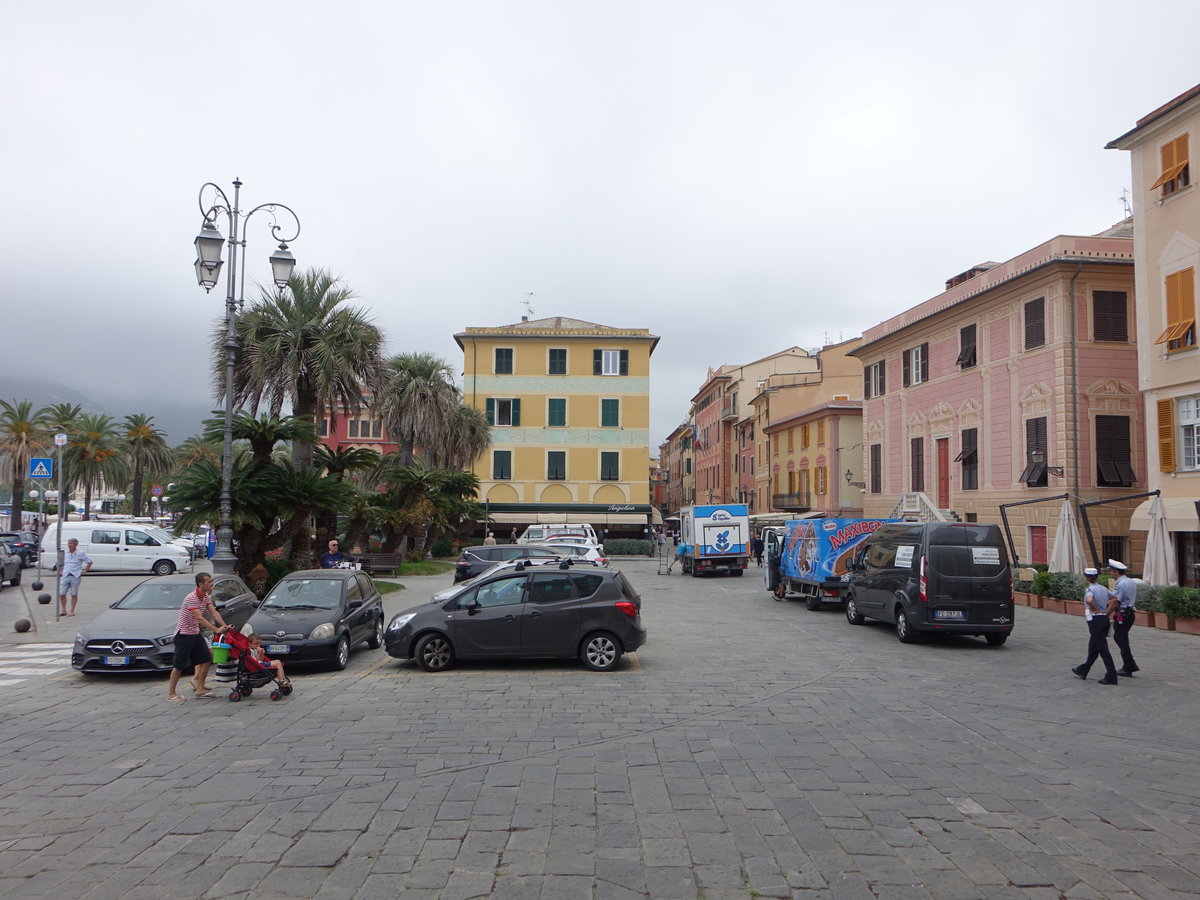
xmin=1048 ymin=498 xmax=1085 ymax=574
xmin=1142 ymin=495 xmax=1177 ymax=586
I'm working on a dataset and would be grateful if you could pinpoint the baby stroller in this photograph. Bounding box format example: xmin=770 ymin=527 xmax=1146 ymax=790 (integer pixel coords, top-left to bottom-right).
xmin=220 ymin=630 xmax=294 ymax=702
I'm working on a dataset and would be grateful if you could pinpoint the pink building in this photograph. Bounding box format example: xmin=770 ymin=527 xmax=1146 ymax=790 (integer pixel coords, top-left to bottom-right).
xmin=850 ymin=225 xmax=1144 ymax=568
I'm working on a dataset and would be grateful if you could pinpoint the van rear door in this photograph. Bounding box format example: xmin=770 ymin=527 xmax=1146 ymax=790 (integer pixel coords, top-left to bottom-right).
xmin=923 ymin=527 xmax=1010 ymax=625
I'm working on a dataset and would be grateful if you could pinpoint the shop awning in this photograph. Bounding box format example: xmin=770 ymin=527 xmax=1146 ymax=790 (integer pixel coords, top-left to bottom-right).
xmin=1129 ymin=497 xmax=1200 ymax=531
xmin=481 ymin=511 xmax=655 ymax=526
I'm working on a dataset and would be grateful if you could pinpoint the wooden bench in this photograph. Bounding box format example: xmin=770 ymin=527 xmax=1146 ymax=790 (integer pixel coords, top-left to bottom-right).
xmin=356 ymin=552 xmax=404 ymax=576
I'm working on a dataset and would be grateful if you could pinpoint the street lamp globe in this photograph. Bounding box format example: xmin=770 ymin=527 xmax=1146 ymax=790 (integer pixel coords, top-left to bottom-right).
xmin=194 ymin=220 xmax=225 ymax=290
xmin=269 ymin=242 xmax=296 ymax=287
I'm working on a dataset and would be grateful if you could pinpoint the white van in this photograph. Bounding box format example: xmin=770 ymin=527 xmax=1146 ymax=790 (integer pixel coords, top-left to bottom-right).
xmin=517 ymin=523 xmax=599 ymax=545
xmin=39 ymin=521 xmax=194 ymax=576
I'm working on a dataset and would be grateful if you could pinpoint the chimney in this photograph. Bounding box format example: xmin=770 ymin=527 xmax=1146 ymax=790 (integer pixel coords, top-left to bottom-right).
xmin=521 ymin=315 xmax=528 ymax=322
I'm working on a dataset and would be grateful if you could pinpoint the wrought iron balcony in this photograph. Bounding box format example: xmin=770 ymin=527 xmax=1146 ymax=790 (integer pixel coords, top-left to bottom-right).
xmin=771 ymin=492 xmax=811 ymax=511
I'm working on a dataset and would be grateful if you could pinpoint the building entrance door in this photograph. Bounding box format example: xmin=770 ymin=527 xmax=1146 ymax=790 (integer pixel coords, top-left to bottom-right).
xmin=936 ymin=438 xmax=950 ymax=509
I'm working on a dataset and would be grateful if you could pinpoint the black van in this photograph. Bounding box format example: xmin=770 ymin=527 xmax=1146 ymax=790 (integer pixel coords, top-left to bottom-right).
xmin=845 ymin=522 xmax=1014 ymax=645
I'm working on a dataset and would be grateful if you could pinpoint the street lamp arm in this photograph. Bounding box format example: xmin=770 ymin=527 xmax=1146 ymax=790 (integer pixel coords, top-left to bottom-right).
xmin=242 ymin=202 xmax=302 ymax=246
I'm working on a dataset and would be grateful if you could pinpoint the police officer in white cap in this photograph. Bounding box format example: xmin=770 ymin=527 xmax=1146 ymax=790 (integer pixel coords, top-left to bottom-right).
xmin=1072 ymin=567 xmax=1118 ymax=685
xmin=1108 ymin=559 xmax=1140 ymax=676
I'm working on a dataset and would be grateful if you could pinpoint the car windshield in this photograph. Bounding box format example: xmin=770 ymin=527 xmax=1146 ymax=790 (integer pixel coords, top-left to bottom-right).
xmin=262 ymin=578 xmax=343 ymax=609
xmin=116 ymin=582 xmax=193 ymax=610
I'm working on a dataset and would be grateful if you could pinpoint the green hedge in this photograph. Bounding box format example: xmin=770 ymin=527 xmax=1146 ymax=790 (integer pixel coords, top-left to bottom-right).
xmin=604 ymin=538 xmax=653 ymax=556
xmin=1160 ymin=586 xmax=1200 ymax=619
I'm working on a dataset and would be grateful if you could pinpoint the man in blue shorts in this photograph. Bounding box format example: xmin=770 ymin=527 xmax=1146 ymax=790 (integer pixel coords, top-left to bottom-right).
xmin=58 ymin=538 xmax=93 ymax=617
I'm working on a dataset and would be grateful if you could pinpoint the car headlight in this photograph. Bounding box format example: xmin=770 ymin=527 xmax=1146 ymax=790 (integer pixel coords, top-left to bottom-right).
xmin=388 ymin=613 xmax=416 ymax=632
xmin=309 ymin=623 xmax=335 ymax=640
xmin=155 ymin=634 xmax=175 ymax=647
xmin=74 ymin=633 xmax=85 ymax=647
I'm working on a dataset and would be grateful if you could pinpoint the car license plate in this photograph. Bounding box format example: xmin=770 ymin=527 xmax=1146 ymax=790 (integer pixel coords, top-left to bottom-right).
xmin=103 ymin=656 xmax=130 ymax=666
xmin=267 ymin=644 xmax=290 ymax=654
xmin=934 ymin=610 xmax=966 ymax=620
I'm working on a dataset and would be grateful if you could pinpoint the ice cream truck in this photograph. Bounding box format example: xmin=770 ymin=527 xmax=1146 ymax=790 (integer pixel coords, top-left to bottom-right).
xmin=678 ymin=504 xmax=750 ymax=576
xmin=763 ymin=517 xmax=897 ymax=609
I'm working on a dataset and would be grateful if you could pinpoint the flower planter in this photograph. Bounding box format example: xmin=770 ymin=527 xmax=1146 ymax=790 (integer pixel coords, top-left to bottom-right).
xmin=1135 ymin=610 xmax=1156 ymax=629
xmin=1040 ymin=597 xmax=1067 ymax=614
xmin=1170 ymin=616 xmax=1200 ymax=635
xmin=1153 ymin=614 xmax=1175 ymax=631
xmin=1063 ymin=600 xmax=1084 ymax=617
xmin=1012 ymin=592 xmax=1034 ymax=607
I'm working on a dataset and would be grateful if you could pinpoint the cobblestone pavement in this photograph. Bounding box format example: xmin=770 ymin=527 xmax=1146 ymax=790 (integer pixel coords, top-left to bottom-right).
xmin=0 ymin=559 xmax=1198 ymax=898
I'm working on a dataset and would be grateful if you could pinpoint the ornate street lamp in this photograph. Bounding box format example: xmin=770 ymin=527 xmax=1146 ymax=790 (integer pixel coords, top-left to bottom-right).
xmin=194 ymin=178 xmax=300 ymax=574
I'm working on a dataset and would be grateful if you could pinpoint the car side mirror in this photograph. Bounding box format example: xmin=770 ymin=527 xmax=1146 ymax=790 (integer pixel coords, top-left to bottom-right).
xmin=214 ymin=603 xmax=227 ymax=612
xmin=252 ymin=599 xmax=262 ymax=608
xmin=347 ymin=599 xmax=363 ymax=611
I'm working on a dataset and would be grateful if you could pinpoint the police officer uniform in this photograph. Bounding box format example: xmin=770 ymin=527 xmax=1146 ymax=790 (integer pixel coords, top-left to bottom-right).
xmin=1108 ymin=559 xmax=1140 ymax=676
xmin=1072 ymin=568 xmax=1118 ymax=685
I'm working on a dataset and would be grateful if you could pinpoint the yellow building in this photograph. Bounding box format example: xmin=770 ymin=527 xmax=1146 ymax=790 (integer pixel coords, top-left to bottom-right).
xmin=455 ymin=316 xmax=660 ymax=536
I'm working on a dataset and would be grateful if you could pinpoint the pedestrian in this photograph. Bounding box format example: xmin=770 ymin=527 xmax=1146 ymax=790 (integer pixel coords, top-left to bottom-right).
xmin=58 ymin=537 xmax=93 ymax=616
xmin=320 ymin=539 xmax=347 ymax=568
xmin=1108 ymin=559 xmax=1140 ymax=676
xmin=672 ymin=531 xmax=679 ymax=547
xmin=657 ymin=531 xmax=665 ymax=551
xmin=667 ymin=541 xmax=687 ymax=574
xmin=483 ymin=531 xmax=497 ymax=546
xmin=751 ymin=534 xmax=765 ymax=567
xmin=1072 ymin=567 xmax=1119 ymax=685
xmin=510 ymin=527 xmax=518 ymax=543
xmin=167 ymin=572 xmax=230 ymax=701
xmin=247 ymin=634 xmax=291 ymax=686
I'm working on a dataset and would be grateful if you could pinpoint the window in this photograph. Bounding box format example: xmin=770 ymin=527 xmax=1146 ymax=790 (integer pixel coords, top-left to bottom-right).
xmin=464 ymin=575 xmax=527 ymax=609
xmin=600 ymin=452 xmax=619 ymax=481
xmin=865 ymin=361 xmax=886 ymax=398
xmin=902 ymin=342 xmax=929 ymax=386
xmin=1096 ymin=415 xmax=1136 ymax=487
xmin=773 ymin=433 xmax=779 ymax=454
xmin=92 ymin=530 xmax=121 ymax=545
xmin=799 ymin=424 xmax=808 ymax=448
xmin=911 ymin=437 xmax=924 ymax=492
xmin=594 ymin=349 xmax=628 ymax=375
xmin=547 ymin=451 xmax=566 ymax=481
xmin=1024 ymin=297 xmax=1045 ymax=350
xmin=601 ymin=399 xmax=620 ymax=427
xmin=869 ymin=444 xmax=882 ymax=493
xmin=485 ymin=398 xmax=520 ymax=427
xmin=1151 ymin=133 xmax=1190 ymax=196
xmin=348 ymin=420 xmax=358 ymax=438
xmin=529 ymin=572 xmax=577 ymax=604
xmin=957 ymin=324 xmax=977 ymax=368
xmin=318 ymin=418 xmax=328 ymax=437
xmin=956 ymin=428 xmax=978 ymax=491
xmin=371 ymin=420 xmax=382 ymax=438
xmin=1093 ymin=291 xmax=1128 ymax=342
xmin=685 ymin=458 xmax=692 ymax=474
xmin=1019 ymin=417 xmax=1048 ymax=486
xmin=548 ymin=348 xmax=567 ymax=375
xmin=787 ymin=429 xmax=794 ymax=452
xmin=798 ymin=467 xmax=809 ymax=498
xmin=1179 ymin=396 xmax=1200 ymax=471
xmin=125 ymin=530 xmax=157 ymax=546
xmin=1155 ymin=268 xmax=1196 ymax=351
xmin=1101 ymin=535 xmax=1128 ymax=567
xmin=494 ymin=348 xmax=513 ymax=374
xmin=815 ymin=466 xmax=827 ymax=495
xmin=548 ymin=398 xmax=566 ymax=427
xmin=492 ymin=450 xmax=512 ymax=480
xmin=817 ymin=420 xmax=825 ymax=445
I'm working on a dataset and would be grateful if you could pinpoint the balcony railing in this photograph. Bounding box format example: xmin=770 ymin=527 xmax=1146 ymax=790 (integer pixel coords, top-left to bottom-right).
xmin=721 ymin=402 xmax=738 ymax=421
xmin=771 ymin=491 xmax=811 ymax=511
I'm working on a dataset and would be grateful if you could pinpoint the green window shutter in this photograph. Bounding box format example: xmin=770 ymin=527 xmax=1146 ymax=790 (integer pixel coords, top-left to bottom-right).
xmin=485 ymin=398 xmax=495 ymax=426
xmin=602 ymin=399 xmax=619 ymax=427
xmin=593 ymin=349 xmax=602 ymax=374
xmin=548 ymin=398 xmax=566 ymax=427
xmin=511 ymin=398 xmax=521 ymax=426
xmin=619 ymin=350 xmax=628 ymax=375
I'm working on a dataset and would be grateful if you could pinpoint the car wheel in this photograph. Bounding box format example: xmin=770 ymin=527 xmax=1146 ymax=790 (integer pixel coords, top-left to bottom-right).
xmin=153 ymin=560 xmax=175 ymax=576
xmin=732 ymin=568 xmax=744 ymax=577
xmin=580 ymin=631 xmax=622 ymax=672
xmin=330 ymin=634 xmax=350 ymax=671
xmin=845 ymin=596 xmax=865 ymax=625
xmin=896 ymin=608 xmax=921 ymax=643
xmin=415 ymin=633 xmax=455 ymax=672
xmin=806 ymin=595 xmax=821 ymax=611
xmin=367 ymin=615 xmax=384 ymax=650
xmin=985 ymin=633 xmax=1008 ymax=646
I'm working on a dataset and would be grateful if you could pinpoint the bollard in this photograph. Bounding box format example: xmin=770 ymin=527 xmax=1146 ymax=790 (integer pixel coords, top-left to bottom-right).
xmin=14 ymin=618 xmax=32 ymax=633
xmin=37 ymin=593 xmax=52 ymax=605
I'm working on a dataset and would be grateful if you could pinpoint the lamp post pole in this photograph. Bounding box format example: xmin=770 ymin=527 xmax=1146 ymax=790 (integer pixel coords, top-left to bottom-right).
xmin=194 ymin=179 xmax=299 ymax=575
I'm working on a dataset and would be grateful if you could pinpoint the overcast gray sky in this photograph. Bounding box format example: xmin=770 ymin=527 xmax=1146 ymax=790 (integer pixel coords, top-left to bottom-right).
xmin=3 ymin=1 xmax=1197 ymax=446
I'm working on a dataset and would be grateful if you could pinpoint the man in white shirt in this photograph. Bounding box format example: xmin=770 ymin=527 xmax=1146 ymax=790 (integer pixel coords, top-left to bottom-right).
xmin=59 ymin=538 xmax=93 ymax=617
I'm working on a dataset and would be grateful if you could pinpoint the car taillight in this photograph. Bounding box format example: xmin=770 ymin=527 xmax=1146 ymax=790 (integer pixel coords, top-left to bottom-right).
xmin=458 ymin=552 xmax=468 ymax=561
xmin=596 ymin=557 xmax=607 ymax=565
xmin=918 ymin=554 xmax=928 ymax=603
xmin=615 ymin=601 xmax=638 ymax=618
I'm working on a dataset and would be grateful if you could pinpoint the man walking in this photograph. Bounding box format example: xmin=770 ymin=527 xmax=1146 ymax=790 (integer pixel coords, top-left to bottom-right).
xmin=1072 ymin=567 xmax=1118 ymax=685
xmin=1109 ymin=559 xmax=1140 ymax=676
xmin=58 ymin=538 xmax=93 ymax=617
xmin=167 ymin=573 xmax=230 ymax=702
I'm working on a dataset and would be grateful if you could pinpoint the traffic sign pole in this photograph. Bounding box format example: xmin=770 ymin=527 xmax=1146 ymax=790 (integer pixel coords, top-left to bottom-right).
xmin=54 ymin=433 xmax=66 ymax=621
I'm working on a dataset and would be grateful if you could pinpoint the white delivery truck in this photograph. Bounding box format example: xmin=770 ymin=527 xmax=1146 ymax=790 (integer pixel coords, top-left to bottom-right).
xmin=678 ymin=504 xmax=750 ymax=576
xmin=39 ymin=521 xmax=194 ymax=575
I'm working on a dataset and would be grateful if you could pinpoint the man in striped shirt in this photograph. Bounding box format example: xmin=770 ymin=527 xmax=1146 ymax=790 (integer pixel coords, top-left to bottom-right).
xmin=167 ymin=573 xmax=229 ymax=701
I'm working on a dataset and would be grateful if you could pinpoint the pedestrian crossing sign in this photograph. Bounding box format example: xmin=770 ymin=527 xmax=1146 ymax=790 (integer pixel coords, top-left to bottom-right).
xmin=29 ymin=458 xmax=53 ymax=480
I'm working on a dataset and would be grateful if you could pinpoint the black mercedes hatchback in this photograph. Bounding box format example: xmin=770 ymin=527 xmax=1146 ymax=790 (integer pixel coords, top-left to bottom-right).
xmin=386 ymin=561 xmax=646 ymax=672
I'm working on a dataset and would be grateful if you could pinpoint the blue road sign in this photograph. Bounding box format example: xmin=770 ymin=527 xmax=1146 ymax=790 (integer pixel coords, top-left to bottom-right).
xmin=29 ymin=458 xmax=53 ymax=480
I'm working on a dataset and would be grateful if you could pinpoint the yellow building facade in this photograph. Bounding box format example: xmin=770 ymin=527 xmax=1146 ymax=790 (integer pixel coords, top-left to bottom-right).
xmin=455 ymin=316 xmax=659 ymax=535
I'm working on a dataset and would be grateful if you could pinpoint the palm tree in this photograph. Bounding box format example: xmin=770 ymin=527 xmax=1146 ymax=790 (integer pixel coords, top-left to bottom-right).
xmin=0 ymin=400 xmax=50 ymax=529
xmin=39 ymin=402 xmax=82 ymax=515
xmin=173 ymin=435 xmax=221 ymax=467
xmin=429 ymin=403 xmax=492 ymax=470
xmin=122 ymin=413 xmax=172 ymax=516
xmin=202 ymin=411 xmax=317 ymax=467
xmin=218 ymin=268 xmax=385 ymax=471
xmin=66 ymin=414 xmax=127 ymax=521
xmin=313 ymin=443 xmax=382 ymax=547
xmin=377 ymin=352 xmax=459 ymax=467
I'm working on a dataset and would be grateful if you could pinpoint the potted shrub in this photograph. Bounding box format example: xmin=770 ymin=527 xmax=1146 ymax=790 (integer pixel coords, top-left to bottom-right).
xmin=1136 ymin=583 xmax=1165 ymax=630
xmin=1160 ymin=587 xmax=1200 ymax=635
xmin=1049 ymin=572 xmax=1086 ymax=616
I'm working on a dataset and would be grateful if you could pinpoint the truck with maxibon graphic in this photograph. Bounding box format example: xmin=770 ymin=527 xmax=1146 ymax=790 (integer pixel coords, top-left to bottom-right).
xmin=678 ymin=504 xmax=750 ymax=576
xmin=763 ymin=517 xmax=897 ymax=609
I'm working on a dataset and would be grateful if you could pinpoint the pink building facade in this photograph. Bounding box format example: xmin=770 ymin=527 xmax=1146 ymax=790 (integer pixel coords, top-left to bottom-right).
xmin=852 ymin=228 xmax=1145 ymax=568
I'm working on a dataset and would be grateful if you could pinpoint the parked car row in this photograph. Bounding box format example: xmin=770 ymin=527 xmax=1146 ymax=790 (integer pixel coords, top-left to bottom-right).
xmin=72 ymin=557 xmax=647 ymax=677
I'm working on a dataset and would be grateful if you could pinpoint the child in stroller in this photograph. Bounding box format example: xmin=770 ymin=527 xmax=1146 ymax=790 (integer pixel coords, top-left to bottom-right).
xmin=221 ymin=630 xmax=293 ymax=702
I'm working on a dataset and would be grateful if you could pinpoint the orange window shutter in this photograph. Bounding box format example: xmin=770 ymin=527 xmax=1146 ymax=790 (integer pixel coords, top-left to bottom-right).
xmin=1158 ymin=398 xmax=1176 ymax=473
